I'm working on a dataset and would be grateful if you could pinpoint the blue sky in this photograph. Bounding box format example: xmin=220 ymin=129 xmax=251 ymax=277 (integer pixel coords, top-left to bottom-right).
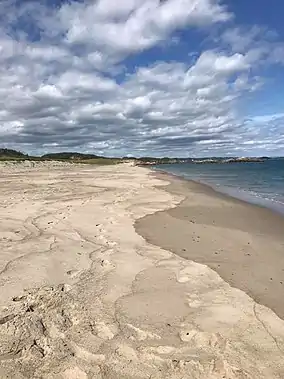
xmin=0 ymin=0 xmax=283 ymax=157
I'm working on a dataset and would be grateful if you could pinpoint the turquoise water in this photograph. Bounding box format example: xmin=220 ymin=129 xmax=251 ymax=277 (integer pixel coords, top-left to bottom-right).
xmin=155 ymin=158 xmax=284 ymax=214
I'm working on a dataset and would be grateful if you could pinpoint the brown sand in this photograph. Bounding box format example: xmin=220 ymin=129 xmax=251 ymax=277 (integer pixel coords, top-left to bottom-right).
xmin=136 ymin=171 xmax=284 ymax=319
xmin=0 ymin=162 xmax=284 ymax=379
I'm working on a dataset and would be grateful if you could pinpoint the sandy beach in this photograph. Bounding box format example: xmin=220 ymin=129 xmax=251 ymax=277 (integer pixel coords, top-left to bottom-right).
xmin=137 ymin=171 xmax=284 ymax=319
xmin=0 ymin=162 xmax=284 ymax=379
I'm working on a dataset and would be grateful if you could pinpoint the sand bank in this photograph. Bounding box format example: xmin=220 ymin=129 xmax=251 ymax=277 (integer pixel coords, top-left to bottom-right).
xmin=0 ymin=162 xmax=284 ymax=378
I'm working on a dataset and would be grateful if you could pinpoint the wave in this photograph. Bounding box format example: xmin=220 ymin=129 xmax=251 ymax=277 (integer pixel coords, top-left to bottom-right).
xmin=154 ymin=162 xmax=284 ymax=215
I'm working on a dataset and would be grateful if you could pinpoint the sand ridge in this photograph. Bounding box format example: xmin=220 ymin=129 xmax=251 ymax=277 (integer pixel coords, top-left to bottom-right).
xmin=0 ymin=162 xmax=284 ymax=378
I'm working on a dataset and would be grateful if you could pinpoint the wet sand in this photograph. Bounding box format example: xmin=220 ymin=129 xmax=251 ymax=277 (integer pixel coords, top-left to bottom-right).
xmin=136 ymin=170 xmax=284 ymax=320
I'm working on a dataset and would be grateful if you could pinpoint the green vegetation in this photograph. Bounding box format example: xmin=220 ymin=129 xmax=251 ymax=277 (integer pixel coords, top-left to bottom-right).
xmin=41 ymin=152 xmax=101 ymax=160
xmin=0 ymin=148 xmax=122 ymax=165
xmin=68 ymin=158 xmax=122 ymax=165
xmin=1 ymin=148 xmax=270 ymax=166
xmin=0 ymin=148 xmax=28 ymax=159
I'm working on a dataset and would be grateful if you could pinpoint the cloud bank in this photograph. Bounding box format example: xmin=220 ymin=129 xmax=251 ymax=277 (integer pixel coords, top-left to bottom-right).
xmin=0 ymin=0 xmax=283 ymax=156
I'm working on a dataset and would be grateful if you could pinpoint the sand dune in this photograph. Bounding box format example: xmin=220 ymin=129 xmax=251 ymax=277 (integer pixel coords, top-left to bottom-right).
xmin=0 ymin=162 xmax=284 ymax=378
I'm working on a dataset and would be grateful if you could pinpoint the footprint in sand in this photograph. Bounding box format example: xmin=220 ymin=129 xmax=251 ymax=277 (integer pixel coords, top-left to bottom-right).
xmin=66 ymin=270 xmax=80 ymax=278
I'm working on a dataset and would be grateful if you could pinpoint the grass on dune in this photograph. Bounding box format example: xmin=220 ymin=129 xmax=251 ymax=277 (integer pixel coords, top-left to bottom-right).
xmin=71 ymin=158 xmax=122 ymax=165
xmin=0 ymin=157 xmax=122 ymax=165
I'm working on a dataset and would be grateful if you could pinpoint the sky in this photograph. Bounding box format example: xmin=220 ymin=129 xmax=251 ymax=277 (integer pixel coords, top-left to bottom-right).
xmin=0 ymin=0 xmax=284 ymax=157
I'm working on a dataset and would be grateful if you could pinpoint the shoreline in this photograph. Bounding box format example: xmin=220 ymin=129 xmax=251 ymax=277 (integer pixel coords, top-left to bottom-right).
xmin=152 ymin=166 xmax=284 ymax=216
xmin=136 ymin=169 xmax=284 ymax=320
xmin=152 ymin=167 xmax=284 ymax=219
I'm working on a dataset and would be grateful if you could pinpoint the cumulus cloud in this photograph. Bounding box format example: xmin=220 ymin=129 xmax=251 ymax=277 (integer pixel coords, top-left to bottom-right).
xmin=59 ymin=0 xmax=231 ymax=51
xmin=0 ymin=0 xmax=283 ymax=156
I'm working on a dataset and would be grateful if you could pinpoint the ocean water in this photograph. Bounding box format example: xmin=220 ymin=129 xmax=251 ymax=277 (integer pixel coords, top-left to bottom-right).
xmin=155 ymin=158 xmax=284 ymax=215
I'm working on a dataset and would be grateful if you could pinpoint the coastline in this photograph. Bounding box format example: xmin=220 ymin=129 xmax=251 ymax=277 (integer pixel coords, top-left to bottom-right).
xmin=1 ymin=162 xmax=284 ymax=378
xmin=152 ymin=167 xmax=284 ymax=217
xmin=136 ymin=169 xmax=284 ymax=320
xmin=152 ymin=166 xmax=284 ymax=216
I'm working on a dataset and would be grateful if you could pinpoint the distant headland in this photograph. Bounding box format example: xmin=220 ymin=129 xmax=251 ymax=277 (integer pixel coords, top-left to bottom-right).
xmin=0 ymin=148 xmax=270 ymax=165
xmin=134 ymin=156 xmax=270 ymax=166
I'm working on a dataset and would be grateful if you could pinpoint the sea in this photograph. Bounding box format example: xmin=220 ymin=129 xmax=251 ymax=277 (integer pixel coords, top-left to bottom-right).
xmin=154 ymin=158 xmax=284 ymax=215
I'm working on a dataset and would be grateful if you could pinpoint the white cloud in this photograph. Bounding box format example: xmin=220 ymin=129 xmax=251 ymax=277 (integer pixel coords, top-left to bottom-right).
xmin=0 ymin=0 xmax=283 ymax=156
xmin=194 ymin=51 xmax=250 ymax=74
xmin=248 ymin=113 xmax=284 ymax=124
xmin=221 ymin=26 xmax=284 ymax=67
xmin=221 ymin=26 xmax=265 ymax=52
xmin=59 ymin=0 xmax=231 ymax=52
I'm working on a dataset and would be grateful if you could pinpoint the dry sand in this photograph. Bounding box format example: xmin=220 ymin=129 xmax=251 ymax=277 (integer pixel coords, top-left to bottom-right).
xmin=0 ymin=162 xmax=283 ymax=379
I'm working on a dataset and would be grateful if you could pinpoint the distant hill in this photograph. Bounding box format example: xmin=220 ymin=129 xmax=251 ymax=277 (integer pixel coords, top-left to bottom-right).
xmin=41 ymin=152 xmax=102 ymax=160
xmin=0 ymin=148 xmax=28 ymax=158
